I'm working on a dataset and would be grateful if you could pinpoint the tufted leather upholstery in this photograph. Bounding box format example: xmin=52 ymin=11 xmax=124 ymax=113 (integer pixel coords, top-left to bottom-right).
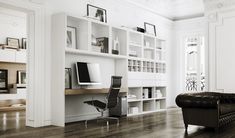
xmin=175 ymin=92 xmax=221 ymax=108
xmin=176 ymin=92 xmax=235 ymax=130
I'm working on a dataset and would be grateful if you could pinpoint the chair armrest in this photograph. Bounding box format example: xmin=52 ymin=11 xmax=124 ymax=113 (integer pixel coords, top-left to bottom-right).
xmin=175 ymin=93 xmax=220 ymax=108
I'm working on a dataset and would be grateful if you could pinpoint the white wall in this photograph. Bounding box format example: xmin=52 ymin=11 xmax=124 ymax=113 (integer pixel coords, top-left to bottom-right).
xmin=0 ymin=7 xmax=26 ymax=45
xmin=171 ymin=17 xmax=206 ymax=106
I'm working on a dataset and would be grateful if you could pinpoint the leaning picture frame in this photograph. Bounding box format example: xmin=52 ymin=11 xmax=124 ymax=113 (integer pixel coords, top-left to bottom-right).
xmin=17 ymin=70 xmax=27 ymax=84
xmin=22 ymin=38 xmax=27 ymax=49
xmin=65 ymin=68 xmax=72 ymax=89
xmin=67 ymin=26 xmax=77 ymax=49
xmin=7 ymin=37 xmax=20 ymax=49
xmin=87 ymin=4 xmax=107 ymax=23
xmin=144 ymin=22 xmax=156 ymax=36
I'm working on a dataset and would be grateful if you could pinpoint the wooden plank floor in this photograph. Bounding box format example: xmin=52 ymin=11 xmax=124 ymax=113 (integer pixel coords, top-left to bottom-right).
xmin=1 ymin=109 xmax=235 ymax=138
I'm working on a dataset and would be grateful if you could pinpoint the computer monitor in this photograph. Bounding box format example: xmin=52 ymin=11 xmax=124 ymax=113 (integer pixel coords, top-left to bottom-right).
xmin=75 ymin=62 xmax=101 ymax=85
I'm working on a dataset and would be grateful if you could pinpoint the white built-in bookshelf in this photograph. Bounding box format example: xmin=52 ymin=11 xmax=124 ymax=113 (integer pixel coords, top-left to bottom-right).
xmin=51 ymin=13 xmax=167 ymax=126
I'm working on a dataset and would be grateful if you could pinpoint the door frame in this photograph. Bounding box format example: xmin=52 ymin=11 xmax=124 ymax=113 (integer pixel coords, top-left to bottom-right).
xmin=0 ymin=0 xmax=47 ymax=127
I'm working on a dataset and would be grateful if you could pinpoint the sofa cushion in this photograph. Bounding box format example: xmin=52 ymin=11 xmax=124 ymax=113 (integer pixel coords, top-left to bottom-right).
xmin=220 ymin=104 xmax=235 ymax=115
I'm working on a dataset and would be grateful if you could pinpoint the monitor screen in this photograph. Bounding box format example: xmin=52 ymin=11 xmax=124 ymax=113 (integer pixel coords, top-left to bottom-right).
xmin=75 ymin=62 xmax=101 ymax=85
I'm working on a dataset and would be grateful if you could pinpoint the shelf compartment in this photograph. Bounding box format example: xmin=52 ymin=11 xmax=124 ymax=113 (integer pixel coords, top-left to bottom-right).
xmin=154 ymin=87 xmax=166 ymax=98
xmin=156 ymin=39 xmax=166 ymax=50
xmin=143 ymin=100 xmax=154 ymax=112
xmin=91 ymin=22 xmax=110 ymax=53
xmin=111 ymin=27 xmax=127 ymax=56
xmin=129 ymin=31 xmax=142 ymax=46
xmin=144 ymin=49 xmax=154 ymax=60
xmin=155 ymin=99 xmax=166 ymax=110
xmin=142 ymin=87 xmax=154 ymax=99
xmin=144 ymin=35 xmax=155 ymax=48
xmin=67 ymin=16 xmax=89 ymax=50
xmin=129 ymin=45 xmax=142 ymax=58
xmin=128 ymin=101 xmax=142 ymax=115
xmin=128 ymin=87 xmax=142 ymax=101
xmin=155 ymin=50 xmax=166 ymax=61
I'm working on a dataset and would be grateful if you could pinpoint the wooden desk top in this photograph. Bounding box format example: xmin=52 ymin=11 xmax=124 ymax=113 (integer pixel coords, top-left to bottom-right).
xmin=65 ymin=88 xmax=127 ymax=95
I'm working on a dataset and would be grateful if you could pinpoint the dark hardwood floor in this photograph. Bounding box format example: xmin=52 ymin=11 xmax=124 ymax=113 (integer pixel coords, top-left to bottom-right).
xmin=1 ymin=109 xmax=235 ymax=138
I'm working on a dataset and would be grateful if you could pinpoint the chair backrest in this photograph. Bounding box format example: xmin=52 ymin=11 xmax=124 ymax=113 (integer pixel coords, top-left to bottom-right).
xmin=106 ymin=76 xmax=122 ymax=108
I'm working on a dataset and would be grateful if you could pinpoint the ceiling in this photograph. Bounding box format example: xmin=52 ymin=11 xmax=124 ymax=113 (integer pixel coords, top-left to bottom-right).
xmin=127 ymin=0 xmax=205 ymax=21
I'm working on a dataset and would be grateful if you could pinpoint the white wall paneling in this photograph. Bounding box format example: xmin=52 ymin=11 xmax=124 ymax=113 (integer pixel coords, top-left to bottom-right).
xmin=208 ymin=10 xmax=235 ymax=92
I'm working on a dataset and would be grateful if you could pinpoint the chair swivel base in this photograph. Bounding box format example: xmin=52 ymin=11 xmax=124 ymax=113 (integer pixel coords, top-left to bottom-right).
xmin=85 ymin=116 xmax=119 ymax=128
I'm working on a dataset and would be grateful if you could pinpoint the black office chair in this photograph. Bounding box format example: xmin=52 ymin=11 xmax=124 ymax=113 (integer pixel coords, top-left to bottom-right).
xmin=84 ymin=76 xmax=122 ymax=127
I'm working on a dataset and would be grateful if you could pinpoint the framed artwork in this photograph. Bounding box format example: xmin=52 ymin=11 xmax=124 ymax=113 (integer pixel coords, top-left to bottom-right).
xmin=22 ymin=38 xmax=27 ymax=49
xmin=87 ymin=4 xmax=107 ymax=23
xmin=65 ymin=68 xmax=72 ymax=89
xmin=144 ymin=22 xmax=156 ymax=36
xmin=17 ymin=70 xmax=27 ymax=84
xmin=0 ymin=69 xmax=8 ymax=90
xmin=67 ymin=26 xmax=77 ymax=49
xmin=7 ymin=37 xmax=20 ymax=48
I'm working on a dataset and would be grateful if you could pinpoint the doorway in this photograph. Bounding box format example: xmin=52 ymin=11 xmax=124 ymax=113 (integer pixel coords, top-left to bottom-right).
xmin=184 ymin=35 xmax=206 ymax=92
xmin=0 ymin=7 xmax=28 ymax=131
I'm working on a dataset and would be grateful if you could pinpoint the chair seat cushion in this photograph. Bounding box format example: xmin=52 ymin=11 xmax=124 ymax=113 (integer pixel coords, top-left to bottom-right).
xmin=220 ymin=104 xmax=235 ymax=115
xmin=84 ymin=100 xmax=106 ymax=109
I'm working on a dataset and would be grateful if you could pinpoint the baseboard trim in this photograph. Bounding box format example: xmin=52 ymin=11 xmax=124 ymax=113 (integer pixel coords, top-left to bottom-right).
xmin=44 ymin=120 xmax=51 ymax=126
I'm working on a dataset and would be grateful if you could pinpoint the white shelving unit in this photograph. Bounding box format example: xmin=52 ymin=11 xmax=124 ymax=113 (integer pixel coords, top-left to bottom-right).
xmin=51 ymin=13 xmax=167 ymax=126
xmin=127 ymin=31 xmax=167 ymax=116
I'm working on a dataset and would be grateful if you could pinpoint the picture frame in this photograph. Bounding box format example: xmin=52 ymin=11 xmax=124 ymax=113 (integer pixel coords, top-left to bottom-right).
xmin=0 ymin=69 xmax=8 ymax=91
xmin=67 ymin=26 xmax=77 ymax=49
xmin=65 ymin=68 xmax=72 ymax=89
xmin=17 ymin=70 xmax=26 ymax=84
xmin=87 ymin=4 xmax=107 ymax=23
xmin=22 ymin=38 xmax=27 ymax=49
xmin=144 ymin=22 xmax=156 ymax=36
xmin=7 ymin=37 xmax=20 ymax=48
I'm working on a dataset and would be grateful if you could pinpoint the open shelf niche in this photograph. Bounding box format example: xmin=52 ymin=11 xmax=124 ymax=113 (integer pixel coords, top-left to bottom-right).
xmin=67 ymin=16 xmax=89 ymax=51
xmin=111 ymin=27 xmax=127 ymax=56
xmin=91 ymin=22 xmax=110 ymax=53
xmin=128 ymin=31 xmax=143 ymax=58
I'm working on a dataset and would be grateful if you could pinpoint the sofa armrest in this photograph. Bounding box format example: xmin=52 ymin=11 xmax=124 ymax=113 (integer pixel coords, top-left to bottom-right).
xmin=220 ymin=93 xmax=235 ymax=104
xmin=176 ymin=92 xmax=220 ymax=108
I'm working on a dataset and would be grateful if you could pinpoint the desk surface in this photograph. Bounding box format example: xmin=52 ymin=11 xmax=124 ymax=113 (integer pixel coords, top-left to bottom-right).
xmin=65 ymin=88 xmax=127 ymax=95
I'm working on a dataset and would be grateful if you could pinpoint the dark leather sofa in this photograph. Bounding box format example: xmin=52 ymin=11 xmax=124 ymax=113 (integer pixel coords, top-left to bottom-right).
xmin=176 ymin=92 xmax=235 ymax=131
